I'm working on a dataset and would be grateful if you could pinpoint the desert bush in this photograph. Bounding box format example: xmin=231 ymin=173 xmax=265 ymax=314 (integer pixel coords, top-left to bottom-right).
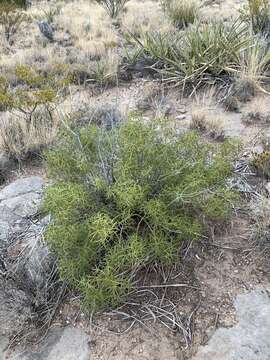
xmin=0 ymin=65 xmax=69 ymax=160
xmin=71 ymin=102 xmax=124 ymax=129
xmin=0 ymin=65 xmax=69 ymax=114
xmin=240 ymin=0 xmax=270 ymax=36
xmin=95 ymin=0 xmax=129 ymax=18
xmin=44 ymin=116 xmax=238 ymax=311
xmin=0 ymin=108 xmax=59 ymax=160
xmin=233 ymin=77 xmax=256 ymax=102
xmin=252 ymin=151 xmax=270 ymax=177
xmin=133 ymin=20 xmax=253 ymax=90
xmin=161 ymin=0 xmax=199 ymax=29
xmin=223 ymin=95 xmax=240 ymax=112
xmin=0 ymin=1 xmax=26 ymax=43
xmin=241 ymin=97 xmax=270 ymax=125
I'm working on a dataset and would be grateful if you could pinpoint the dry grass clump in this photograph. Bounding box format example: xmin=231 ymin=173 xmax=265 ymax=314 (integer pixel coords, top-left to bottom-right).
xmin=70 ymin=50 xmax=120 ymax=87
xmin=241 ymin=97 xmax=270 ymax=125
xmin=200 ymin=0 xmax=242 ymax=22
xmin=250 ymin=195 xmax=270 ymax=247
xmin=223 ymin=95 xmax=240 ymax=112
xmin=136 ymin=82 xmax=163 ymax=110
xmin=55 ymin=1 xmax=118 ymax=60
xmin=191 ymin=90 xmax=225 ymax=140
xmin=252 ymin=150 xmax=270 ymax=178
xmin=233 ymin=76 xmax=256 ymax=103
xmin=190 ymin=109 xmax=225 ymax=140
xmin=0 ymin=109 xmax=59 ymax=160
xmin=121 ymin=0 xmax=173 ymax=37
xmin=87 ymin=50 xmax=120 ymax=87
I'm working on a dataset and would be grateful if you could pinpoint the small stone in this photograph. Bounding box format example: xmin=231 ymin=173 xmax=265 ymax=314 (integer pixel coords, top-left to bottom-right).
xmin=176 ymin=115 xmax=186 ymax=120
xmin=265 ymin=182 xmax=270 ymax=195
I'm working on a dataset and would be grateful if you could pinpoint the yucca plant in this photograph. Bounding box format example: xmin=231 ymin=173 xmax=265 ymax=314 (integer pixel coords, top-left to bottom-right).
xmin=0 ymin=1 xmax=26 ymax=42
xmin=95 ymin=0 xmax=129 ymax=18
xmin=161 ymin=0 xmax=199 ymax=29
xmin=132 ymin=20 xmax=253 ymax=90
xmin=44 ymin=116 xmax=238 ymax=312
xmin=236 ymin=38 xmax=270 ymax=96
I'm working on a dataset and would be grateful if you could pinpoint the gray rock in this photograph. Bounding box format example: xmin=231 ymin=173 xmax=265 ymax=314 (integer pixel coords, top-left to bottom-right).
xmin=0 ymin=336 xmax=8 ymax=360
xmin=175 ymin=115 xmax=186 ymax=120
xmin=0 ymin=177 xmax=44 ymax=242
xmin=37 ymin=21 xmax=54 ymax=41
xmin=0 ymin=177 xmax=58 ymax=341
xmin=9 ymin=327 xmax=91 ymax=360
xmin=192 ymin=289 xmax=270 ymax=360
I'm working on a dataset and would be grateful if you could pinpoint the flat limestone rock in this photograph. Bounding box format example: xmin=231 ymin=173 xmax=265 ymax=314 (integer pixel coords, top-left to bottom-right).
xmin=192 ymin=289 xmax=270 ymax=360
xmin=0 ymin=177 xmax=44 ymax=242
xmin=6 ymin=327 xmax=91 ymax=360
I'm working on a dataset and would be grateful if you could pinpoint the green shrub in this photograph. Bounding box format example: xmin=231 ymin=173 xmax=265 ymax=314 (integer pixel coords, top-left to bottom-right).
xmin=44 ymin=117 xmax=238 ymax=311
xmin=95 ymin=0 xmax=129 ymax=18
xmin=161 ymin=0 xmax=199 ymax=29
xmin=240 ymin=0 xmax=270 ymax=36
xmin=0 ymin=65 xmax=70 ymax=113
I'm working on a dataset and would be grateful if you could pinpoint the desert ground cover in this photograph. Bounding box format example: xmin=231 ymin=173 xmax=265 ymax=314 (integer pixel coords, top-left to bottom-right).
xmin=0 ymin=0 xmax=270 ymax=359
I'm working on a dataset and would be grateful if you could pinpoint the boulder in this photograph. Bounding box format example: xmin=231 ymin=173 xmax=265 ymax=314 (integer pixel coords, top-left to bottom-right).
xmin=0 ymin=177 xmax=58 ymax=339
xmin=192 ymin=289 xmax=270 ymax=360
xmin=4 ymin=327 xmax=91 ymax=360
xmin=0 ymin=176 xmax=44 ymax=243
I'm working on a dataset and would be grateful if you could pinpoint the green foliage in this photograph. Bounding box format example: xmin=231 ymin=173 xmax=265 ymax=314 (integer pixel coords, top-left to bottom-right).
xmin=131 ymin=20 xmax=257 ymax=90
xmin=95 ymin=0 xmax=129 ymax=18
xmin=161 ymin=0 xmax=199 ymax=29
xmin=0 ymin=0 xmax=28 ymax=8
xmin=240 ymin=0 xmax=270 ymax=36
xmin=0 ymin=65 xmax=70 ymax=113
xmin=44 ymin=117 xmax=238 ymax=311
